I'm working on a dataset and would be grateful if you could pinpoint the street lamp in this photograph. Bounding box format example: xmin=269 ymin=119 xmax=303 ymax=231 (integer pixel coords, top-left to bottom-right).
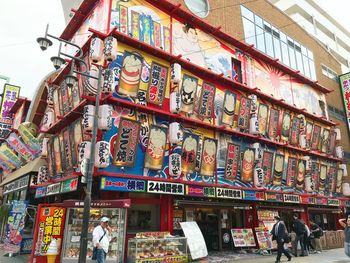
xmin=37 ymin=24 xmax=102 ymax=263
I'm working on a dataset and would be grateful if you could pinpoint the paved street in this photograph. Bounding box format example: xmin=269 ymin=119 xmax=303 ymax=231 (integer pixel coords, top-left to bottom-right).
xmin=0 ymin=248 xmax=349 ymax=262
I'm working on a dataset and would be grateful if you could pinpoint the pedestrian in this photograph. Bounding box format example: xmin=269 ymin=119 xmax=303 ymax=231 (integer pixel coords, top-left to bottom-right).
xmin=292 ymin=214 xmax=306 ymax=257
xmin=338 ymin=217 xmax=350 ymax=257
xmin=303 ymin=222 xmax=314 ymax=254
xmin=271 ymin=216 xmax=292 ymax=263
xmin=310 ymin=220 xmax=322 ymax=253
xmin=290 ymin=231 xmax=297 ymax=257
xmin=92 ymin=217 xmax=112 ymax=263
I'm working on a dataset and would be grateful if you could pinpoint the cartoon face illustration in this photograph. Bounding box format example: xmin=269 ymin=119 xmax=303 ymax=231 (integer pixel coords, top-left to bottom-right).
xmin=147 ymin=127 xmax=166 ymax=159
xmin=281 ymin=114 xmax=291 ymax=138
xmin=203 ymin=139 xmax=216 ymax=164
xmin=275 ymin=155 xmax=284 ymax=173
xmin=121 ymin=54 xmax=142 ymax=85
xmin=224 ymin=93 xmax=236 ymax=115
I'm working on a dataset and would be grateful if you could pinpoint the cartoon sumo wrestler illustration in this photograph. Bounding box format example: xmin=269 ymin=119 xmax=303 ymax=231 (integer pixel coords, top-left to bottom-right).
xmin=273 ymin=155 xmax=284 ymax=186
xmin=222 ymin=92 xmax=236 ymax=126
xmin=118 ymin=51 xmax=143 ymax=97
xmin=296 ymin=160 xmax=305 ymax=190
xmin=281 ymin=113 xmax=291 ymax=142
xmin=144 ymin=126 xmax=167 ymax=170
xmin=241 ymin=148 xmax=255 ymax=183
xmin=180 ymin=75 xmax=198 ymax=113
xmin=181 ymin=135 xmax=198 ymax=174
xmin=258 ymin=104 xmax=268 ymax=136
xmin=200 ymin=138 xmax=217 ymax=176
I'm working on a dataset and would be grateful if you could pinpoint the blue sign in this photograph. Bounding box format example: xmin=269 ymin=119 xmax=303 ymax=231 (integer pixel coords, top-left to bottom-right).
xmin=35 ymin=186 xmax=47 ymax=198
xmin=100 ymin=176 xmax=146 ymax=192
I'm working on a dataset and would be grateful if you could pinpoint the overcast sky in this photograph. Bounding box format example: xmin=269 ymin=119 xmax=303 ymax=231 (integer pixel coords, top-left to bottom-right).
xmin=0 ymin=0 xmax=349 ymax=100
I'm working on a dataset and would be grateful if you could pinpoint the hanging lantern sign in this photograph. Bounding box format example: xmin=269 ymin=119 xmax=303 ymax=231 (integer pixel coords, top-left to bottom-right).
xmin=102 ymin=69 xmax=115 ymax=94
xmin=272 ymin=154 xmax=284 ymax=186
xmin=41 ymin=109 xmax=55 ymax=131
xmin=334 ymin=127 xmax=341 ymax=141
xmin=267 ymin=108 xmax=279 ymax=141
xmin=335 ymin=145 xmax=344 ymax=159
xmin=200 ymin=137 xmax=217 ymax=177
xmin=147 ymin=62 xmax=168 ymax=106
xmin=198 ymin=82 xmax=216 ymax=119
xmin=251 ymin=143 xmax=262 ymax=161
xmin=78 ymin=141 xmax=92 ymax=165
xmin=241 ymin=148 xmax=255 ymax=183
xmin=84 ymin=64 xmax=99 ymax=96
xmin=82 ymin=105 xmax=95 ymax=132
xmin=286 ymin=157 xmax=297 ymax=187
xmin=144 ymin=125 xmax=168 ymax=170
xmin=221 ymin=91 xmax=236 ymax=126
xmin=46 ymin=84 xmax=55 ymax=106
xmin=237 ymin=97 xmax=251 ymax=130
xmin=103 ymin=36 xmax=118 ymax=61
xmin=296 ymin=159 xmax=306 ymax=190
xmin=340 ymin=164 xmax=348 ymax=177
xmin=89 ymin=37 xmax=104 ymax=62
xmin=169 ymin=152 xmax=181 ymax=177
xmin=254 ymin=167 xmax=265 ymax=188
xmin=94 ymin=141 xmax=110 ymax=168
xmin=180 ymin=74 xmax=198 ymax=113
xmin=168 ymin=122 xmax=183 ymax=144
xmin=181 ymin=133 xmax=199 ymax=174
xmin=169 ymin=91 xmax=181 ymax=114
xmin=170 ymin=63 xmax=181 ymax=84
xmin=249 ymin=114 xmax=259 ymax=135
xmin=249 ymin=94 xmax=258 ymax=114
xmin=98 ymin=105 xmax=113 ymax=131
xmin=224 ymin=143 xmax=240 ymax=180
xmin=113 ymin=118 xmax=140 ymax=167
xmin=318 ymin=164 xmax=327 ymax=193
xmin=6 ymin=133 xmax=34 ymax=162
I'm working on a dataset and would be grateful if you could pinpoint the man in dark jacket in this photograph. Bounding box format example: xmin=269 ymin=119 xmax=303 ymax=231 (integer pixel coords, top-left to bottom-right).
xmin=271 ymin=216 xmax=292 ymax=263
xmin=292 ymin=214 xmax=307 ymax=256
xmin=310 ymin=220 xmax=322 ymax=253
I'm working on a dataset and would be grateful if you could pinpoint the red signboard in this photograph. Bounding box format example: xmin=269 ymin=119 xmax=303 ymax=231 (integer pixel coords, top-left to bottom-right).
xmin=224 ymin=143 xmax=240 ymax=180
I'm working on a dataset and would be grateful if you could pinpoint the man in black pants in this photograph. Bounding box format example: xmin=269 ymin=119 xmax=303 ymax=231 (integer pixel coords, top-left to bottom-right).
xmin=271 ymin=216 xmax=292 ymax=263
xmin=292 ymin=214 xmax=307 ymax=256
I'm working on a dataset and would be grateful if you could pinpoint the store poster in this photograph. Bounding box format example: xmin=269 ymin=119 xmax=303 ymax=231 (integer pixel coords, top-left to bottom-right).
xmin=146 ymin=62 xmax=168 ymax=106
xmin=241 ymin=148 xmax=254 ymax=183
xmin=224 ymin=143 xmax=240 ymax=180
xmin=221 ymin=91 xmax=236 ymax=126
xmin=237 ymin=97 xmax=251 ymax=130
xmin=173 ymin=209 xmax=183 ymax=230
xmin=286 ymin=157 xmax=297 ymax=187
xmin=268 ymin=108 xmax=279 ymax=140
xmin=262 ymin=151 xmax=274 ymax=185
xmin=258 ymin=104 xmax=269 ymax=136
xmin=33 ymin=206 xmax=66 ymax=263
xmin=113 ymin=118 xmax=140 ymax=167
xmin=0 ymin=143 xmax=22 ymax=168
xmin=4 ymin=200 xmax=28 ymax=254
xmin=180 ymin=222 xmax=208 ymax=260
xmin=198 ymin=82 xmax=216 ymax=119
xmin=181 ymin=133 xmax=199 ymax=174
xmin=180 ymin=74 xmax=198 ymax=113
xmin=200 ymin=137 xmax=217 ymax=176
xmin=17 ymin=123 xmax=41 ymax=153
xmin=311 ymin=125 xmax=321 ymax=150
xmin=272 ymin=154 xmax=284 ymax=186
xmin=257 ymin=210 xmax=279 ymax=232
xmin=296 ymin=160 xmax=306 ymax=190
xmin=144 ymin=125 xmax=167 ymax=170
xmin=0 ymin=84 xmax=20 ymax=123
xmin=255 ymin=227 xmax=272 ymax=249
xmin=231 ymin=228 xmax=256 ymax=247
xmin=339 ymin=73 xmax=350 ymax=131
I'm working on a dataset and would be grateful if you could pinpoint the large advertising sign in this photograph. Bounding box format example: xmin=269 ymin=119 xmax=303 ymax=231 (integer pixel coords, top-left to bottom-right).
xmin=339 ymin=72 xmax=350 ymax=131
xmin=4 ymin=200 xmax=28 ymax=254
xmin=0 ymin=84 xmax=20 ymax=140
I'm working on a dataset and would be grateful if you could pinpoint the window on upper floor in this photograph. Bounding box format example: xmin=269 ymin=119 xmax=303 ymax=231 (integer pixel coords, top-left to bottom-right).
xmin=240 ymin=5 xmax=317 ymax=80
xmin=321 ymin=65 xmax=338 ymax=81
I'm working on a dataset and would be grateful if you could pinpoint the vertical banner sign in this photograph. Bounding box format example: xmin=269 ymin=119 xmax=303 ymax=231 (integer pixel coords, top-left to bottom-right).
xmin=118 ymin=51 xmax=143 ymax=97
xmin=241 ymin=148 xmax=255 ymax=183
xmin=53 ymin=136 xmax=62 ymax=174
xmin=311 ymin=125 xmax=321 ymax=150
xmin=12 ymin=102 xmax=25 ymax=130
xmin=286 ymin=157 xmax=297 ymax=187
xmin=6 ymin=133 xmax=34 ymax=162
xmin=47 ymin=139 xmax=56 ymax=176
xmin=296 ymin=159 xmax=306 ymax=190
xmin=200 ymin=137 xmax=217 ymax=176
xmin=339 ymin=73 xmax=350 ymax=131
xmin=60 ymin=82 xmax=71 ymax=115
xmin=281 ymin=112 xmax=291 ymax=142
xmin=312 ymin=162 xmax=320 ymax=191
xmin=336 ymin=168 xmax=344 ymax=193
xmin=224 ymin=143 xmax=240 ymax=180
xmin=140 ymin=14 xmax=153 ymax=46
xmin=273 ymin=154 xmax=284 ymax=186
xmin=58 ymin=133 xmax=66 ymax=173
xmin=181 ymin=133 xmax=199 ymax=174
xmin=262 ymin=151 xmax=274 ymax=185
xmin=144 ymin=125 xmax=168 ymax=170
xmin=328 ymin=164 xmax=337 ymax=193
xmin=63 ymin=129 xmax=73 ymax=171
xmin=33 ymin=206 xmax=66 ymax=263
xmin=258 ymin=104 xmax=269 ymax=136
xmin=113 ymin=118 xmax=140 ymax=167
xmin=153 ymin=21 xmax=162 ymax=49
xmin=268 ymin=108 xmax=279 ymax=140
xmin=321 ymin=129 xmax=330 ymax=153
xmin=147 ymin=62 xmax=168 ymax=105
xmin=4 ymin=201 xmax=28 ymax=254
xmin=72 ymin=120 xmax=83 ymax=167
xmin=319 ymin=164 xmax=327 ymax=193
xmin=130 ymin=11 xmax=140 ymax=40
xmin=221 ymin=91 xmax=236 ymax=126
xmin=305 ymin=122 xmax=313 ymax=149
xmin=0 ymin=84 xmax=20 ymax=139
xmin=163 ymin=26 xmax=171 ymax=53
xmin=119 ymin=5 xmax=128 ymax=34
xmin=180 ymin=74 xmax=198 ymax=113
xmin=237 ymin=97 xmax=251 ymax=130
xmin=290 ymin=117 xmax=300 ymax=145
xmin=198 ymin=82 xmax=216 ymax=119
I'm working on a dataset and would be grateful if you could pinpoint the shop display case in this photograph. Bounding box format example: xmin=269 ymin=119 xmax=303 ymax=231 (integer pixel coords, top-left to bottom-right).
xmin=127 ymin=233 xmax=187 ymax=263
xmin=61 ymin=200 xmax=129 ymax=263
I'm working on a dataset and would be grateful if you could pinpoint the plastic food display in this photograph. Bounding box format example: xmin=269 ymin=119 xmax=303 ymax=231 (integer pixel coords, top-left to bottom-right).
xmin=127 ymin=232 xmax=187 ymax=263
xmin=61 ymin=207 xmax=126 ymax=262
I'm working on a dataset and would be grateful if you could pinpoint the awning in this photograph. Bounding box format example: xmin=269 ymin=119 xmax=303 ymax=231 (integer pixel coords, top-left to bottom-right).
xmin=0 ymin=157 xmax=47 ymax=186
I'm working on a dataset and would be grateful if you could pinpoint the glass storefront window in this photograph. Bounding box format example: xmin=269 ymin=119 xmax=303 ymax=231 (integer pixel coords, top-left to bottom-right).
xmin=127 ymin=204 xmax=160 ymax=233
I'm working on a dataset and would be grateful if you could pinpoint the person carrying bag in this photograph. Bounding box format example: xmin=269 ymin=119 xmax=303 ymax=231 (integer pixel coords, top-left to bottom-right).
xmin=271 ymin=216 xmax=292 ymax=263
xmin=92 ymin=217 xmax=112 ymax=263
